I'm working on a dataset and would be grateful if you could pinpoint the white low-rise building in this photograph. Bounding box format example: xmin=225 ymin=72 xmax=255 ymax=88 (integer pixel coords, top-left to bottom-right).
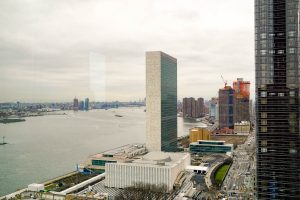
xmin=27 ymin=183 xmax=44 ymax=192
xmin=105 ymin=151 xmax=190 ymax=192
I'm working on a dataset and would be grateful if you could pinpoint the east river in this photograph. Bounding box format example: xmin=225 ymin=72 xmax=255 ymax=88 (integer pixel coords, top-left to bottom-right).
xmin=0 ymin=107 xmax=205 ymax=196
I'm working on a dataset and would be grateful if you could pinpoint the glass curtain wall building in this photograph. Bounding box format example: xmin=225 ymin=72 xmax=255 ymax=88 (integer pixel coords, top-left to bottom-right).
xmin=255 ymin=0 xmax=300 ymax=199
xmin=146 ymin=51 xmax=178 ymax=152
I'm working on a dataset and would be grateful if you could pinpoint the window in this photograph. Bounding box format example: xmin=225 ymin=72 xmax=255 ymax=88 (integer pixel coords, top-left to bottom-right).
xmin=278 ymin=50 xmax=285 ymax=54
xmin=289 ymin=48 xmax=295 ymax=54
xmin=289 ymin=113 xmax=296 ymax=120
xmin=269 ymin=92 xmax=276 ymax=96
xmin=260 ymin=50 xmax=267 ymax=55
xmin=261 ymin=91 xmax=267 ymax=97
xmin=287 ymin=17 xmax=295 ymax=23
xmin=260 ymin=33 xmax=266 ymax=39
xmin=288 ymin=38 xmax=295 ymax=46
xmin=261 ymin=181 xmax=268 ymax=191
xmin=261 ymin=147 xmax=267 ymax=152
xmin=289 ymin=149 xmax=297 ymax=154
xmin=261 ymin=112 xmax=267 ymax=118
xmin=261 ymin=126 xmax=267 ymax=132
xmin=290 ymin=99 xmax=295 ymax=104
xmin=290 ymin=91 xmax=295 ymax=96
xmin=261 ymin=140 xmax=267 ymax=146
xmin=278 ymin=93 xmax=284 ymax=97
xmin=261 ymin=40 xmax=267 ymax=48
xmin=288 ymin=31 xmax=295 ymax=37
xmin=261 ymin=99 xmax=267 ymax=104
xmin=261 ymin=119 xmax=267 ymax=125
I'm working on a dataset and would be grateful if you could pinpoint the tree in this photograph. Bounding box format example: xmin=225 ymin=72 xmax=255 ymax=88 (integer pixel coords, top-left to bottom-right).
xmin=115 ymin=183 xmax=168 ymax=200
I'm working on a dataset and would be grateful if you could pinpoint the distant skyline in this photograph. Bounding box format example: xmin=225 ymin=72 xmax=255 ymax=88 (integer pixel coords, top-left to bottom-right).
xmin=0 ymin=0 xmax=254 ymax=102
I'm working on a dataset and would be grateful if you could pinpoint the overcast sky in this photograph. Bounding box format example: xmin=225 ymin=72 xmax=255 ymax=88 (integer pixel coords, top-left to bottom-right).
xmin=0 ymin=0 xmax=254 ymax=102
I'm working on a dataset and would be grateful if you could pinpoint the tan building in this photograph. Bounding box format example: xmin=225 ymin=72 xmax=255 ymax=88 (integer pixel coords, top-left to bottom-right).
xmin=234 ymin=121 xmax=251 ymax=135
xmin=189 ymin=127 xmax=210 ymax=143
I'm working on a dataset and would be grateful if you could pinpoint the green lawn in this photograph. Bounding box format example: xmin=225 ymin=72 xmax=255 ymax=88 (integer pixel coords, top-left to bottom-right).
xmin=214 ymin=164 xmax=230 ymax=184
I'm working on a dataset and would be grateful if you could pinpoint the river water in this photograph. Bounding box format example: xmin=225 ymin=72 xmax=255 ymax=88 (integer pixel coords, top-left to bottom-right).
xmin=0 ymin=107 xmax=205 ymax=196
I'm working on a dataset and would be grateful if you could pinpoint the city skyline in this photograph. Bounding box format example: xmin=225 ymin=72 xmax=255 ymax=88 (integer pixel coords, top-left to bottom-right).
xmin=0 ymin=0 xmax=254 ymax=102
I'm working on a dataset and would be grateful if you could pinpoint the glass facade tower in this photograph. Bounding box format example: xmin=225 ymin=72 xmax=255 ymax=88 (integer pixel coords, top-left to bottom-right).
xmin=146 ymin=51 xmax=177 ymax=152
xmin=255 ymin=0 xmax=300 ymax=199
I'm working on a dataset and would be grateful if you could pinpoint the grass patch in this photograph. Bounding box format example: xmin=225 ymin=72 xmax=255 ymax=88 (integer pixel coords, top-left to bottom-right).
xmin=214 ymin=164 xmax=230 ymax=184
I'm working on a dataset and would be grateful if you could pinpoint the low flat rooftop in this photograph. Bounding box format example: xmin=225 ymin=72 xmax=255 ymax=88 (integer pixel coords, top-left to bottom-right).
xmin=122 ymin=151 xmax=190 ymax=168
xmin=77 ymin=179 xmax=122 ymax=197
xmin=89 ymin=143 xmax=146 ymax=159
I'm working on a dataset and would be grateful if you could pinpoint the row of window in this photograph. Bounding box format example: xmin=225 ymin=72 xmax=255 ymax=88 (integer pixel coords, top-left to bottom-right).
xmin=260 ymin=91 xmax=296 ymax=97
xmin=258 ymin=38 xmax=297 ymax=49
xmin=260 ymin=112 xmax=297 ymax=118
xmin=257 ymin=56 xmax=300 ymax=64
xmin=260 ymin=147 xmax=297 ymax=154
xmin=259 ymin=48 xmax=296 ymax=55
xmin=92 ymin=160 xmax=116 ymax=166
xmin=260 ymin=126 xmax=297 ymax=133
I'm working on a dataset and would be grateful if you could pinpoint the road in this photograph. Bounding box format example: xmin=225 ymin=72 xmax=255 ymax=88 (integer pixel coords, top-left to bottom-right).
xmin=222 ymin=132 xmax=256 ymax=199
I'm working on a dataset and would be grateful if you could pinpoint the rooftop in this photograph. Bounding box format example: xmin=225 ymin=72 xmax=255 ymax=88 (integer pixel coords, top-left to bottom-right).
xmin=108 ymin=151 xmax=190 ymax=168
xmin=89 ymin=143 xmax=146 ymax=159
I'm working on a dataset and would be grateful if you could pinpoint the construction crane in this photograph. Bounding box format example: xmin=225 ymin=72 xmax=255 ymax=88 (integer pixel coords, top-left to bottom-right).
xmin=221 ymin=75 xmax=227 ymax=87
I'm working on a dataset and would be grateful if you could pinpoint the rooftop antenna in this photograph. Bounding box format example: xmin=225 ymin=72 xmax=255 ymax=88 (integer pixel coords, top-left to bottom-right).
xmin=221 ymin=75 xmax=227 ymax=87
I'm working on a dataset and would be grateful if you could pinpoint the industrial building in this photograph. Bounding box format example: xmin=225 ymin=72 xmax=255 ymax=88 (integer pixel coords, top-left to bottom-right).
xmin=255 ymin=0 xmax=300 ymax=198
xmin=189 ymin=127 xmax=211 ymax=143
xmin=81 ymin=144 xmax=147 ymax=174
xmin=146 ymin=51 xmax=178 ymax=152
xmin=189 ymin=140 xmax=233 ymax=154
xmin=105 ymin=151 xmax=190 ymax=192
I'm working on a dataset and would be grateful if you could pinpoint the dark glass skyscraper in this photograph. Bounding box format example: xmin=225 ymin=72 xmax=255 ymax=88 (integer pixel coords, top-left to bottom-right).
xmin=255 ymin=0 xmax=300 ymax=199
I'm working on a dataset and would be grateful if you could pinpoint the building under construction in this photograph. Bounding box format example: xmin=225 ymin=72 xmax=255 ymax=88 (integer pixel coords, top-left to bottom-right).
xmin=233 ymin=78 xmax=250 ymax=123
xmin=218 ymin=78 xmax=250 ymax=130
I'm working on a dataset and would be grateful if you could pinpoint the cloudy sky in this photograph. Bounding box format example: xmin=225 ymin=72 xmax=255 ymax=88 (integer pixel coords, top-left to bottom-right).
xmin=0 ymin=0 xmax=254 ymax=102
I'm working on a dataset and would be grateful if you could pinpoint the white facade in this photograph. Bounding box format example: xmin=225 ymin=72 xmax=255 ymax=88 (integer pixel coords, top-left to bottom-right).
xmin=146 ymin=51 xmax=177 ymax=152
xmin=105 ymin=152 xmax=190 ymax=192
xmin=146 ymin=51 xmax=162 ymax=152
xmin=27 ymin=183 xmax=44 ymax=192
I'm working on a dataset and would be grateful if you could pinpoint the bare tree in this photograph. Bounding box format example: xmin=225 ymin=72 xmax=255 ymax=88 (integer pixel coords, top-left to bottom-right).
xmin=115 ymin=183 xmax=168 ymax=200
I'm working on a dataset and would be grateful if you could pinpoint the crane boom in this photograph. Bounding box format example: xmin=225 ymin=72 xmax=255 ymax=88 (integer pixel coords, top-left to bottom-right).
xmin=220 ymin=75 xmax=227 ymax=87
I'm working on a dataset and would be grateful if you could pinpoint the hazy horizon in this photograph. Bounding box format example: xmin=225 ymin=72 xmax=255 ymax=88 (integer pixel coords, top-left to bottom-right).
xmin=0 ymin=0 xmax=254 ymax=102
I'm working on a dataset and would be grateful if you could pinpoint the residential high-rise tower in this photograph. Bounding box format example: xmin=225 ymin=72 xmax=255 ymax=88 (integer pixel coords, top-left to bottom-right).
xmin=73 ymin=98 xmax=79 ymax=111
xmin=255 ymin=0 xmax=300 ymax=198
xmin=182 ymin=97 xmax=204 ymax=118
xmin=146 ymin=51 xmax=177 ymax=152
xmin=218 ymin=86 xmax=234 ymax=129
xmin=84 ymin=98 xmax=89 ymax=111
